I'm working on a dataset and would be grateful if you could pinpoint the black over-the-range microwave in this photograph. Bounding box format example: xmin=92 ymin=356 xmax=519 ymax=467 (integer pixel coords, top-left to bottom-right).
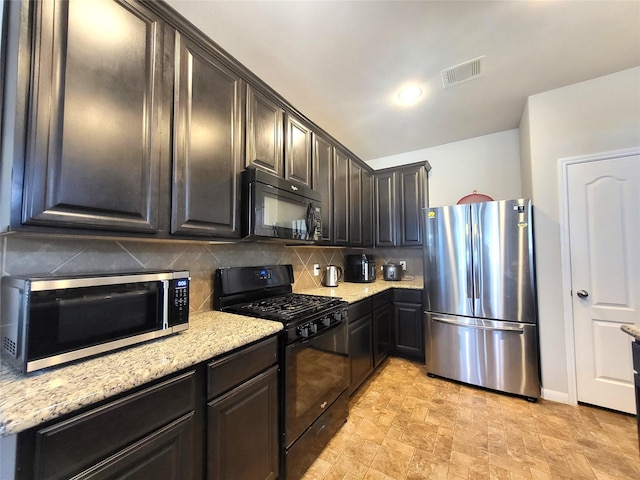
xmin=1 ymin=271 xmax=190 ymax=373
xmin=242 ymin=166 xmax=322 ymax=243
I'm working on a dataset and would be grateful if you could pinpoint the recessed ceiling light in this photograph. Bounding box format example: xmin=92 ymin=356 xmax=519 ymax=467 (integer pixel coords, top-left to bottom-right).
xmin=394 ymin=83 xmax=424 ymax=106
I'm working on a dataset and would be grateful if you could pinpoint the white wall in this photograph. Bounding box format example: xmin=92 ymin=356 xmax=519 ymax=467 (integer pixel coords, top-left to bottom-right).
xmin=366 ymin=129 xmax=522 ymax=206
xmin=521 ymin=66 xmax=640 ymax=400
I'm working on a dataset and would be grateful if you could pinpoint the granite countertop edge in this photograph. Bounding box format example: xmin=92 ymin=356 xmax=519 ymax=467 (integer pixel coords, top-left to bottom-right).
xmin=620 ymin=324 xmax=640 ymax=341
xmin=0 ymin=278 xmax=423 ymax=437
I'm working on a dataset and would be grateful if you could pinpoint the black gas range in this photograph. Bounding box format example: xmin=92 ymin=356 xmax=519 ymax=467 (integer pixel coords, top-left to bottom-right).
xmin=213 ymin=265 xmax=349 ymax=480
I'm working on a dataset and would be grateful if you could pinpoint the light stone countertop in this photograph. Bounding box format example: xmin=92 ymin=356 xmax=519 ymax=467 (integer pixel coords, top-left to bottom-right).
xmin=300 ymin=277 xmax=423 ymax=303
xmin=0 ymin=277 xmax=424 ymax=437
xmin=0 ymin=311 xmax=282 ymax=436
xmin=621 ymin=324 xmax=640 ymax=342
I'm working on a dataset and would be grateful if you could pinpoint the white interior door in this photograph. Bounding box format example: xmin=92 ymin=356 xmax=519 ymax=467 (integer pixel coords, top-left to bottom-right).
xmin=568 ymin=154 xmax=640 ymax=414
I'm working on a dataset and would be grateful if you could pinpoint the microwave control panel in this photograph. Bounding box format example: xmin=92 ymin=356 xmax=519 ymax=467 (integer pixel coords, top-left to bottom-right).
xmin=169 ymin=278 xmax=190 ymax=326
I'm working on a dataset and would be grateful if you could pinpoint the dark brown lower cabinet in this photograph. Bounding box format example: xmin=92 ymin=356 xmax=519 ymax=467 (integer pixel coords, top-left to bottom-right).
xmin=206 ymin=336 xmax=279 ymax=480
xmin=372 ymin=291 xmax=392 ymax=368
xmin=68 ymin=412 xmax=196 ymax=480
xmin=348 ymin=289 xmax=425 ymax=395
xmin=207 ymin=366 xmax=279 ymax=480
xmin=393 ymin=290 xmax=425 ymax=362
xmin=8 ymin=335 xmax=282 ymax=480
xmin=13 ymin=369 xmax=201 ymax=480
xmin=633 ymin=341 xmax=640 ymax=448
xmin=348 ymin=298 xmax=374 ymax=396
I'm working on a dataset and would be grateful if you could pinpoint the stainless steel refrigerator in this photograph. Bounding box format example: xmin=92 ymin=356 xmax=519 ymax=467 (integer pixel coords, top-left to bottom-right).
xmin=422 ymin=199 xmax=540 ymax=399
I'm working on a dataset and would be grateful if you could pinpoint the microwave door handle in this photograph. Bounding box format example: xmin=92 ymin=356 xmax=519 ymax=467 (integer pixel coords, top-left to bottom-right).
xmin=162 ymin=280 xmax=169 ymax=329
xmin=306 ymin=203 xmax=313 ymax=240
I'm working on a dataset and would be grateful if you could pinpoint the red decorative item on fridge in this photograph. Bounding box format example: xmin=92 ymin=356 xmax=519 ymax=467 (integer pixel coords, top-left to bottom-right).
xmin=457 ymin=190 xmax=494 ymax=204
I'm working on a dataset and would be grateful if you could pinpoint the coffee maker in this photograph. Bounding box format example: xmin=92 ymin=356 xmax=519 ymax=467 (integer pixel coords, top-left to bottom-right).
xmin=344 ymin=254 xmax=376 ymax=283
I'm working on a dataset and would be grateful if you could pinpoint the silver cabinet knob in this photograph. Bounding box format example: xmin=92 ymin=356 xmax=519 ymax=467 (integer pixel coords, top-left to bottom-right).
xmin=577 ymin=290 xmax=589 ymax=298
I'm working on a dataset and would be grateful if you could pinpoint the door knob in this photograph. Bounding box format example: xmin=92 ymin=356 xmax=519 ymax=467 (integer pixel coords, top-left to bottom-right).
xmin=576 ymin=290 xmax=589 ymax=298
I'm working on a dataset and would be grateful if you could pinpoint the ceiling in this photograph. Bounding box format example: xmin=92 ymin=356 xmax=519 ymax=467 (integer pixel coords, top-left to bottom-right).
xmin=165 ymin=0 xmax=640 ymax=163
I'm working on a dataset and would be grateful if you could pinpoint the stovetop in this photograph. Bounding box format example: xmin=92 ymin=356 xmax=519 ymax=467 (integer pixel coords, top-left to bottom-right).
xmin=223 ymin=293 xmax=345 ymax=323
xmin=214 ymin=265 xmax=349 ymax=343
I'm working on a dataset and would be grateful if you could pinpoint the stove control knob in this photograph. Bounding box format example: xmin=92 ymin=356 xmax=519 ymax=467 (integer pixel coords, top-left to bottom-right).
xmin=310 ymin=323 xmax=318 ymax=334
xmin=298 ymin=325 xmax=310 ymax=338
xmin=322 ymin=317 xmax=331 ymax=327
xmin=334 ymin=311 xmax=342 ymax=322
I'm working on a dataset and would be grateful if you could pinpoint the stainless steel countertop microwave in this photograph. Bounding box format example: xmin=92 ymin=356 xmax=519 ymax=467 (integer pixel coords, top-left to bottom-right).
xmin=242 ymin=167 xmax=322 ymax=244
xmin=1 ymin=271 xmax=190 ymax=373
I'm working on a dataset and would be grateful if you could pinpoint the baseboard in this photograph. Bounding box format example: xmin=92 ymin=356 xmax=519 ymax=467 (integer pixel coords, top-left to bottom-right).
xmin=541 ymin=388 xmax=573 ymax=404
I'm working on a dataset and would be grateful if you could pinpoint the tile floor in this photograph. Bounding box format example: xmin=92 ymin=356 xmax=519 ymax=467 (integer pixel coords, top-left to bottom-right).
xmin=301 ymin=357 xmax=640 ymax=480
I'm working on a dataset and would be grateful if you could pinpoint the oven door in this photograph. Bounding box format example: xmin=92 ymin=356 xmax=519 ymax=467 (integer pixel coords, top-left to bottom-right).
xmin=285 ymin=320 xmax=349 ymax=448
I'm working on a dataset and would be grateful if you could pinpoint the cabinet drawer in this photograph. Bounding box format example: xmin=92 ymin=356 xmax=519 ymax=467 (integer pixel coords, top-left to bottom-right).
xmin=207 ymin=336 xmax=278 ymax=400
xmin=348 ymin=298 xmax=372 ymax=322
xmin=393 ymin=288 xmax=422 ymax=304
xmin=633 ymin=341 xmax=640 ymax=374
xmin=34 ymin=370 xmax=196 ymax=480
xmin=372 ymin=290 xmax=392 ymax=310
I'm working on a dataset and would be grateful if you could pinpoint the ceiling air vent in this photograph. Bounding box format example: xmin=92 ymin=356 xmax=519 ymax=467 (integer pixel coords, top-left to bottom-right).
xmin=441 ymin=56 xmax=485 ymax=88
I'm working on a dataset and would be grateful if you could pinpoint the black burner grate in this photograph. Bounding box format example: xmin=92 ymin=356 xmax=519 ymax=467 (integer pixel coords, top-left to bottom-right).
xmin=226 ymin=293 xmax=343 ymax=322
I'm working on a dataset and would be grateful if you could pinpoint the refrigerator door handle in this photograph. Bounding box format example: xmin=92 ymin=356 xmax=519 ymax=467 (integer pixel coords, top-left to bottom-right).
xmin=472 ymin=221 xmax=481 ymax=300
xmin=466 ymin=216 xmax=474 ymax=299
xmin=432 ymin=316 xmax=525 ymax=333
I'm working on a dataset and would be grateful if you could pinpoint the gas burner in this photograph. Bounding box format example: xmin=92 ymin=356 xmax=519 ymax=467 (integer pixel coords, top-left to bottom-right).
xmin=228 ymin=293 xmax=344 ymax=322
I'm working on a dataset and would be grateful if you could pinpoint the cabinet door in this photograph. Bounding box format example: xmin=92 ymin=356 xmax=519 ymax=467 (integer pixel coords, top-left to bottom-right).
xmin=246 ymin=85 xmax=284 ymax=177
xmin=208 ymin=366 xmax=279 ymax=480
xmin=285 ymin=114 xmax=312 ymax=187
xmin=71 ymin=413 xmax=197 ymax=480
xmin=349 ymin=160 xmax=363 ymax=247
xmin=22 ymin=0 xmax=167 ymax=233
xmin=312 ymin=133 xmax=333 ymax=244
xmin=362 ymin=169 xmax=374 ymax=248
xmin=333 ymin=149 xmax=350 ymax=246
xmin=397 ymin=165 xmax=427 ymax=246
xmin=393 ymin=302 xmax=425 ymax=362
xmin=172 ymin=32 xmax=244 ymax=238
xmin=348 ymin=314 xmax=373 ymax=395
xmin=375 ymin=172 xmax=396 ymax=247
xmin=373 ymin=303 xmax=392 ymax=368
xmin=32 ymin=370 xmax=197 ymax=480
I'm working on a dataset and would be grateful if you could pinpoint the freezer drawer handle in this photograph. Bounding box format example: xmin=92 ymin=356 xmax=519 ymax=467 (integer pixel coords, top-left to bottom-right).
xmin=432 ymin=316 xmax=525 ymax=333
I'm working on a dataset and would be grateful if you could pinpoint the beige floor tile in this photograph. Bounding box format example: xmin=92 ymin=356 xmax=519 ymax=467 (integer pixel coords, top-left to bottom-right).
xmin=300 ymin=358 xmax=639 ymax=480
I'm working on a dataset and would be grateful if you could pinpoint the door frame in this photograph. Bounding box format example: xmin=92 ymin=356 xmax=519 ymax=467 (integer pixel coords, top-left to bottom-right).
xmin=558 ymin=147 xmax=640 ymax=406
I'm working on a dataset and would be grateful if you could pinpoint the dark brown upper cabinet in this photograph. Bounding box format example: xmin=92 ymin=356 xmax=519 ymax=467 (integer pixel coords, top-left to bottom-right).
xmin=349 ymin=161 xmax=363 ymax=247
xmin=333 ymin=149 xmax=350 ymax=246
xmin=397 ymin=163 xmax=429 ymax=246
xmin=362 ymin=168 xmax=374 ymax=248
xmin=374 ymin=171 xmax=396 ymax=247
xmin=312 ymin=133 xmax=334 ymax=244
xmin=375 ymin=162 xmax=431 ymax=247
xmin=245 ymin=85 xmax=284 ymax=177
xmin=172 ymin=31 xmax=244 ymax=238
xmin=20 ymin=0 xmax=169 ymax=233
xmin=285 ymin=113 xmax=312 ymax=187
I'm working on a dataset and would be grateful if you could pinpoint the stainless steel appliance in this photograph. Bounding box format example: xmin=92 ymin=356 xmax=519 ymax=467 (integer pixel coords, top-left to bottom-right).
xmin=382 ymin=263 xmax=402 ymax=281
xmin=243 ymin=167 xmax=322 ymax=243
xmin=214 ymin=265 xmax=349 ymax=480
xmin=321 ymin=265 xmax=342 ymax=287
xmin=423 ymin=199 xmax=540 ymax=399
xmin=344 ymin=254 xmax=376 ymax=283
xmin=1 ymin=271 xmax=190 ymax=373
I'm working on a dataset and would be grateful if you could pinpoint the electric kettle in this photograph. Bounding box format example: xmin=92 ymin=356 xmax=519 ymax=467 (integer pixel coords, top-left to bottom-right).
xmin=322 ymin=265 xmax=343 ymax=287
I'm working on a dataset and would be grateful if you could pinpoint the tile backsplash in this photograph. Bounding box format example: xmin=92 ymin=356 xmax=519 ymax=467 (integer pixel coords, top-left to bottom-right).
xmin=0 ymin=234 xmax=423 ymax=313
